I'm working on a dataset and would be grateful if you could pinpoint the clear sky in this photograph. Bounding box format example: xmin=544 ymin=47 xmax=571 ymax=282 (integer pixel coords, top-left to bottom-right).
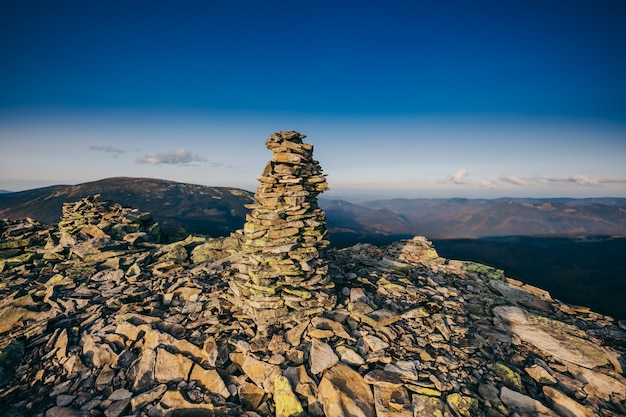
xmin=1 ymin=1 xmax=625 ymax=200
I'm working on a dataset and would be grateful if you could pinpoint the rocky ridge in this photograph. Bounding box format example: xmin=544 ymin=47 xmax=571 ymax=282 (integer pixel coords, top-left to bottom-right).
xmin=1 ymin=197 xmax=625 ymax=416
xmin=1 ymin=130 xmax=626 ymax=417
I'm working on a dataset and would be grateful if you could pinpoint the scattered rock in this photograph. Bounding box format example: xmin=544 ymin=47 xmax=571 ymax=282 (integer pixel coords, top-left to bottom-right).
xmin=309 ymin=339 xmax=339 ymax=375
xmin=318 ymin=363 xmax=376 ymax=417
xmin=542 ymin=386 xmax=597 ymax=417
xmin=500 ymin=386 xmax=557 ymax=416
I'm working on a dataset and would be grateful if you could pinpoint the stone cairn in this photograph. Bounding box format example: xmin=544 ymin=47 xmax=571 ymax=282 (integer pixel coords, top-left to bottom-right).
xmin=58 ymin=194 xmax=161 ymax=245
xmin=229 ymin=131 xmax=336 ymax=331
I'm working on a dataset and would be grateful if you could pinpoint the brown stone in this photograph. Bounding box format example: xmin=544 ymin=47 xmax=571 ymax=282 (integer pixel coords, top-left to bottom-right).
xmin=317 ymin=363 xmax=375 ymax=417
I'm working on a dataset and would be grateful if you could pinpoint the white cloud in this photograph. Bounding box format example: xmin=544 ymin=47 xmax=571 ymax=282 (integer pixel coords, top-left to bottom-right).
xmin=479 ymin=179 xmax=497 ymax=189
xmin=450 ymin=168 xmax=469 ymax=184
xmin=136 ymin=149 xmax=206 ymax=165
xmin=546 ymin=175 xmax=599 ymax=186
xmin=498 ymin=174 xmax=626 ymax=188
xmin=601 ymin=177 xmax=626 ymax=184
xmin=500 ymin=175 xmax=531 ymax=187
xmin=89 ymin=145 xmax=125 ymax=158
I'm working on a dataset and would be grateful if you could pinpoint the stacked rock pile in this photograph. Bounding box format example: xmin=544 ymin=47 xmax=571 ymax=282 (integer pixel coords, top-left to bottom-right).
xmin=59 ymin=194 xmax=161 ymax=245
xmin=0 ymin=217 xmax=53 ymax=274
xmin=229 ymin=131 xmax=336 ymax=330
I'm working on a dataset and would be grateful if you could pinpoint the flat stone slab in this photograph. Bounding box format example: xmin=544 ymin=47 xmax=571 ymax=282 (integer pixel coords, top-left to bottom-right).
xmin=493 ymin=305 xmax=609 ymax=369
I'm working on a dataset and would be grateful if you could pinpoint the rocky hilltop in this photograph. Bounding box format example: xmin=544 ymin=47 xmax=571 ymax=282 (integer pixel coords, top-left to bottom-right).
xmin=1 ymin=132 xmax=626 ymax=417
xmin=0 ymin=177 xmax=254 ymax=240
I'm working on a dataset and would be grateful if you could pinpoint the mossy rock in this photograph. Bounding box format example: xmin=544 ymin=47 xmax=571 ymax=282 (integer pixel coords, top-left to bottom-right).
xmin=147 ymin=223 xmax=162 ymax=242
xmin=462 ymin=261 xmax=505 ymax=280
xmin=109 ymin=224 xmax=127 ymax=240
xmin=0 ymin=307 xmax=32 ymax=334
xmin=0 ymin=239 xmax=31 ymax=250
xmin=4 ymin=253 xmax=35 ymax=268
xmin=445 ymin=393 xmax=478 ymax=417
xmin=492 ymin=362 xmax=523 ymax=391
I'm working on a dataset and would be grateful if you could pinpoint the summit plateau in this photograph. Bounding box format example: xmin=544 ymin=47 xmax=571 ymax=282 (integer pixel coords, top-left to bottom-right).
xmin=1 ymin=132 xmax=625 ymax=417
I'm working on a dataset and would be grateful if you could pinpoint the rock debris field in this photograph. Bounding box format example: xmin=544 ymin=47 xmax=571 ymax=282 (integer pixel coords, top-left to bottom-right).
xmin=1 ymin=131 xmax=626 ymax=417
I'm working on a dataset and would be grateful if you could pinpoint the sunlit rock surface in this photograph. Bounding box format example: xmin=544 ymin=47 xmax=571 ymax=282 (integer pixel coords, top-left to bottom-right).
xmin=1 ymin=142 xmax=626 ymax=416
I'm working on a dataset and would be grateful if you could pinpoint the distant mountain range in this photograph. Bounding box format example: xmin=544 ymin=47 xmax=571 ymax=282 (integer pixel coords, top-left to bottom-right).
xmin=1 ymin=177 xmax=625 ymax=242
xmin=320 ymin=196 xmax=626 ymax=242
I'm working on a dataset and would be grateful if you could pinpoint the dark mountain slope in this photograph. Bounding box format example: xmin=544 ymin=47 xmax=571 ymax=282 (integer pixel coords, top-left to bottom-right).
xmin=0 ymin=177 xmax=254 ymax=239
xmin=433 ymin=235 xmax=626 ymax=320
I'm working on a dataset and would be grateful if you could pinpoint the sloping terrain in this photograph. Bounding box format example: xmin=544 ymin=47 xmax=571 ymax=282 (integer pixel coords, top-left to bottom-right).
xmin=0 ymin=177 xmax=254 ymax=240
xmin=1 ymin=198 xmax=625 ymax=417
xmin=433 ymin=236 xmax=626 ymax=321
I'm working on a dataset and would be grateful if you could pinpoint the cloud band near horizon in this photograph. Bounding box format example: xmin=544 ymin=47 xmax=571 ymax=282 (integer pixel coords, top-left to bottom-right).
xmin=135 ymin=149 xmax=206 ymax=165
xmin=444 ymin=170 xmax=626 ymax=190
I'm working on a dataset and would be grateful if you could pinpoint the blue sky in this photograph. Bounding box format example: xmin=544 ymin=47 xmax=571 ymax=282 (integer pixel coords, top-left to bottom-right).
xmin=1 ymin=1 xmax=625 ymax=200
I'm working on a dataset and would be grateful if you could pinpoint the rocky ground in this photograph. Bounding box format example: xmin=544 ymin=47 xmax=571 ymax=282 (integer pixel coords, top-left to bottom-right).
xmin=1 ymin=196 xmax=626 ymax=417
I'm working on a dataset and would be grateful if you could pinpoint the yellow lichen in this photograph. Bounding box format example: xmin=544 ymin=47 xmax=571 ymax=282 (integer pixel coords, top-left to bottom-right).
xmin=493 ymin=363 xmax=522 ymax=391
xmin=274 ymin=375 xmax=304 ymax=417
xmin=446 ymin=393 xmax=478 ymax=417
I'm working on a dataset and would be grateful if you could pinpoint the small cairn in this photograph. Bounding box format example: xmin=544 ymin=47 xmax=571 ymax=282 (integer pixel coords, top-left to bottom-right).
xmin=58 ymin=194 xmax=161 ymax=245
xmin=229 ymin=131 xmax=336 ymax=331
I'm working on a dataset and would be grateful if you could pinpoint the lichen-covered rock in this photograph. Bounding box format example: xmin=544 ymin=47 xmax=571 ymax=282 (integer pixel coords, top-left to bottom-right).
xmin=274 ymin=374 xmax=305 ymax=417
xmin=229 ymin=131 xmax=336 ymax=330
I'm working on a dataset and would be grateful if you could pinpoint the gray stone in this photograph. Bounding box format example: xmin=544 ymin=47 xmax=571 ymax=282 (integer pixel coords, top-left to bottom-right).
xmin=364 ymin=370 xmax=404 ymax=387
xmin=50 ymin=380 xmax=73 ymax=396
xmin=56 ymin=395 xmax=75 ymax=407
xmin=147 ymin=390 xmax=221 ymax=417
xmin=493 ymin=306 xmax=609 ymax=369
xmin=242 ymin=354 xmax=281 ymax=392
xmin=499 ymin=386 xmax=557 ymax=416
xmin=336 ymin=345 xmax=365 ymax=366
xmin=238 ymin=381 xmax=266 ymax=409
xmin=103 ymin=399 xmax=130 ymax=417
xmin=362 ymin=334 xmax=389 ymax=352
xmin=45 ymin=407 xmax=90 ymax=417
xmin=108 ymin=388 xmax=132 ymax=401
xmin=384 ymin=360 xmax=419 ymax=381
xmin=525 ymin=364 xmax=557 ymax=385
xmin=131 ymin=347 xmax=157 ymax=392
xmin=411 ymin=394 xmax=449 ymax=416
xmin=130 ymin=383 xmax=167 ymax=412
xmin=309 ymin=339 xmax=339 ymax=375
